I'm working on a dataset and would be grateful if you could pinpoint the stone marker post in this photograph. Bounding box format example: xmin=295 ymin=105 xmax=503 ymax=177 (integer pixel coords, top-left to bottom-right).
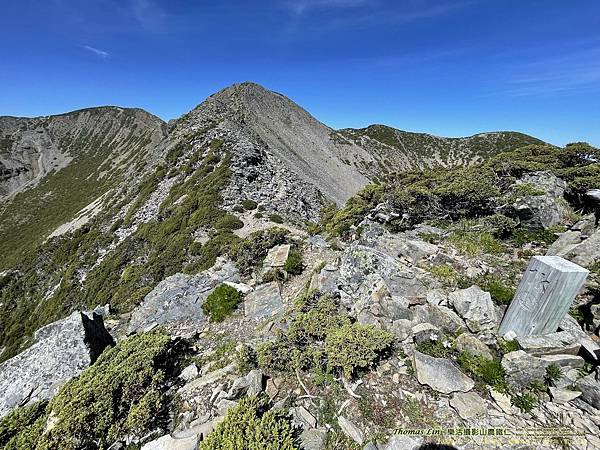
xmin=499 ymin=256 xmax=588 ymax=337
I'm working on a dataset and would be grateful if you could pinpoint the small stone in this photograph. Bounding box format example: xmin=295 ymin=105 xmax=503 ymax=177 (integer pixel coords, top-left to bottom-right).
xmin=216 ymin=398 xmax=237 ymax=416
xmin=338 ymin=416 xmax=364 ymax=445
xmin=265 ymin=378 xmax=279 ymax=399
xmin=392 ymin=373 xmax=400 ymax=384
xmin=489 ymin=387 xmax=517 ymax=415
xmin=292 ymin=405 xmax=317 ymax=429
xmin=455 ymin=333 xmax=494 ymax=360
xmin=179 ymin=364 xmax=199 ymax=382
xmin=449 ymin=391 xmax=487 ymax=419
xmin=548 ymin=387 xmax=582 ymax=404
xmin=300 ymin=427 xmax=327 ymax=450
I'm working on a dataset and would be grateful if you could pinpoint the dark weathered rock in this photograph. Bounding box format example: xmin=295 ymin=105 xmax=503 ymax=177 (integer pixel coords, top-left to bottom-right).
xmin=578 ymin=371 xmax=600 ymax=409
xmin=0 ymin=311 xmax=114 ymax=418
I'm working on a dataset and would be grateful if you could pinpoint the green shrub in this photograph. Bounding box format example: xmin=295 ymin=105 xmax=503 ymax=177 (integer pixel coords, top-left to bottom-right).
xmin=0 ymin=401 xmax=47 ymax=449
xmin=457 ymin=351 xmax=508 ymax=392
xmin=448 ymin=231 xmax=504 ymax=257
xmin=269 ymin=214 xmax=284 ymax=224
xmin=482 ymin=214 xmax=519 ymax=238
xmin=283 ymin=249 xmax=304 ymax=275
xmin=202 ymin=283 xmax=242 ymax=322
xmin=512 ymin=392 xmax=538 ymax=413
xmin=241 ymin=199 xmax=258 ymax=210
xmin=325 ymin=323 xmax=394 ymax=379
xmin=200 ymin=395 xmax=298 ymax=450
xmin=254 ymin=212 xmax=264 ymax=219
xmin=215 ymin=214 xmax=244 ymax=231
xmin=545 ymin=363 xmax=563 ymax=384
xmin=429 ymin=264 xmax=459 ymax=284
xmin=497 ymin=338 xmax=520 ymax=354
xmin=510 ymin=183 xmax=546 ymax=198
xmin=258 ymin=291 xmax=392 ymax=379
xmin=475 ymin=274 xmax=515 ymax=305
xmin=324 ymin=185 xmax=383 ymax=236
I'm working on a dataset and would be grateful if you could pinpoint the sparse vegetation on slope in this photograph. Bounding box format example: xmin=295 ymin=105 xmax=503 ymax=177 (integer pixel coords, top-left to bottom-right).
xmin=0 ymin=332 xmax=184 ymax=449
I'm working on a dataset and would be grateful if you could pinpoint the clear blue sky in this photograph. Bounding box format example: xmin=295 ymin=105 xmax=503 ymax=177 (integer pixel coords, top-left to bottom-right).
xmin=1 ymin=1 xmax=599 ymax=146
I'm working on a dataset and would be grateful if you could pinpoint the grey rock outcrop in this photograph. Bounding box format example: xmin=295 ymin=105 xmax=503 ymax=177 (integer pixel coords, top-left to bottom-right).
xmin=499 ymin=171 xmax=567 ymax=229
xmin=501 ymin=350 xmax=584 ymax=390
xmin=0 ymin=311 xmax=114 ymax=418
xmin=128 ymin=258 xmax=239 ymax=333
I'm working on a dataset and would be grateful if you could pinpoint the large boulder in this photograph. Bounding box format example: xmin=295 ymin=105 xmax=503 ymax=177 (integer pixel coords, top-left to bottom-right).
xmin=499 ymin=171 xmax=567 ymax=229
xmin=413 ymin=351 xmax=475 ymax=394
xmin=0 ymin=311 xmax=114 ymax=418
xmin=128 ymin=257 xmax=239 ymax=333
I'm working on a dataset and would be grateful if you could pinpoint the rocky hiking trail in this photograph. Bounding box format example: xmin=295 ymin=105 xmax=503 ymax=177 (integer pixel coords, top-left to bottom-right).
xmin=2 ymin=211 xmax=600 ymax=449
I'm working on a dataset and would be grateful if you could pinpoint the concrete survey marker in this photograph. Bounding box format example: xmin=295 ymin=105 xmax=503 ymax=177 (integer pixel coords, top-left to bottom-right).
xmin=499 ymin=256 xmax=588 ymax=337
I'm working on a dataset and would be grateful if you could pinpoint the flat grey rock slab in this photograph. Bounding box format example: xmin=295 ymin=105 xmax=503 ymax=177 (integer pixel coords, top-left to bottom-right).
xmin=141 ymin=434 xmax=198 ymax=450
xmin=263 ymin=244 xmax=291 ymax=268
xmin=516 ymin=331 xmax=580 ymax=356
xmin=499 ymin=256 xmax=588 ymax=337
xmin=0 ymin=311 xmax=114 ymax=418
xmin=549 ymin=387 xmax=582 ymax=404
xmin=450 ymin=391 xmax=487 ymax=419
xmin=244 ymin=282 xmax=283 ymax=320
xmin=413 ymin=351 xmax=474 ymax=394
xmin=128 ymin=258 xmax=239 ymax=333
xmin=338 ymin=416 xmax=364 ymax=445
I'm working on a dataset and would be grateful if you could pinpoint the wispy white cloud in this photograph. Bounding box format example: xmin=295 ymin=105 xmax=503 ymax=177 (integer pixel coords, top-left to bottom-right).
xmin=83 ymin=45 xmax=110 ymax=58
xmin=488 ymin=45 xmax=600 ymax=97
xmin=285 ymin=0 xmax=370 ymax=15
xmin=131 ymin=0 xmax=167 ymax=31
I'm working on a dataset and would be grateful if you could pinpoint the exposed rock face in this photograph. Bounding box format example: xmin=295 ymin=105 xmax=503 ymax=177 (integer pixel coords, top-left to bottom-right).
xmin=0 ymin=311 xmax=114 ymax=418
xmin=413 ymin=351 xmax=475 ymax=394
xmin=128 ymin=258 xmax=239 ymax=333
xmin=0 ymin=107 xmax=166 ymax=201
